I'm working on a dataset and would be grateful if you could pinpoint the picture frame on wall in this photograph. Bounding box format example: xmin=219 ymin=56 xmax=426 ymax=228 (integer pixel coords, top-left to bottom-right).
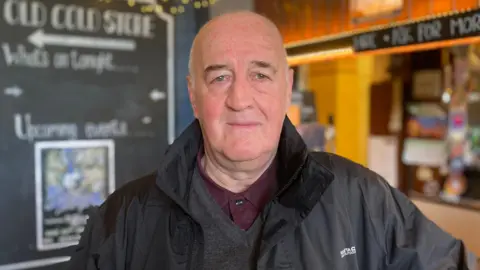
xmin=412 ymin=70 xmax=443 ymax=100
xmin=35 ymin=140 xmax=115 ymax=251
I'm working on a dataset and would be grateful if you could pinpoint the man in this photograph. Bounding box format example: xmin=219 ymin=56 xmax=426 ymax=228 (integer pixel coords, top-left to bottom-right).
xmin=67 ymin=11 xmax=468 ymax=269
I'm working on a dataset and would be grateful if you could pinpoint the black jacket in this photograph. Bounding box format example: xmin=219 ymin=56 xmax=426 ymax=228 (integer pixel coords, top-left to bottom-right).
xmin=66 ymin=119 xmax=468 ymax=269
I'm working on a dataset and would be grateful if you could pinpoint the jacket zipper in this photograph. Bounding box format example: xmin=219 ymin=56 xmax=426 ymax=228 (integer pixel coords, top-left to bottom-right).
xmin=257 ymin=150 xmax=307 ymax=264
xmin=186 ymin=228 xmax=195 ymax=270
xmin=186 ymin=217 xmax=203 ymax=270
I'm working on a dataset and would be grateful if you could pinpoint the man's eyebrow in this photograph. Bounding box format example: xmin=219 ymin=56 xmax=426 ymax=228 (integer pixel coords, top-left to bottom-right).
xmin=204 ymin=64 xmax=228 ymax=73
xmin=251 ymin=61 xmax=277 ymax=73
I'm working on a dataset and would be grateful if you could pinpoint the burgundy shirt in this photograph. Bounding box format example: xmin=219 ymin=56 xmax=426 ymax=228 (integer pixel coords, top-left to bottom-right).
xmin=197 ymin=151 xmax=277 ymax=230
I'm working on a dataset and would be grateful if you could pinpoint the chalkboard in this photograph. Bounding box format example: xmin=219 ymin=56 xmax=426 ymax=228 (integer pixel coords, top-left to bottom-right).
xmin=0 ymin=0 xmax=174 ymax=269
xmin=352 ymin=8 xmax=480 ymax=52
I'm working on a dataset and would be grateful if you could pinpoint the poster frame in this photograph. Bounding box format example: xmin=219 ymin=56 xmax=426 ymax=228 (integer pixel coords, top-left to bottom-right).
xmin=34 ymin=139 xmax=115 ymax=251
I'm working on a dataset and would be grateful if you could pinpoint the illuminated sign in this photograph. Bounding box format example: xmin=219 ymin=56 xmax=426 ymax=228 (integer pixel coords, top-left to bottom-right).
xmin=352 ymin=8 xmax=480 ymax=52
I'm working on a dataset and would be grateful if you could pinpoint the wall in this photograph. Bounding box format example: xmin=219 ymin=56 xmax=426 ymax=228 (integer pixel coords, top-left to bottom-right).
xmin=306 ymin=54 xmax=399 ymax=166
xmin=307 ymin=62 xmax=337 ymax=125
xmin=306 ymin=56 xmax=373 ymax=165
xmin=336 ymin=56 xmax=372 ymax=165
xmin=209 ymin=0 xmax=253 ymax=17
xmin=372 ymin=54 xmax=392 ymax=84
xmin=175 ymin=6 xmax=210 ymax=135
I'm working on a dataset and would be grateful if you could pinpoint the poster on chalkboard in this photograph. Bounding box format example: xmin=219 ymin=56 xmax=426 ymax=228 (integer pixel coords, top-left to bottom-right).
xmin=35 ymin=140 xmax=115 ymax=251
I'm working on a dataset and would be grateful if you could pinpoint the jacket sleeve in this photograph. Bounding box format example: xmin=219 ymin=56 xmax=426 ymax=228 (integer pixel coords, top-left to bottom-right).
xmin=64 ymin=206 xmax=106 ymax=270
xmin=362 ymin=172 xmax=469 ymax=269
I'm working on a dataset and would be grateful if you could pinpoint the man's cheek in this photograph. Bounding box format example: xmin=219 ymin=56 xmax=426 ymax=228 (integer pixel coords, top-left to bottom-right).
xmin=261 ymin=101 xmax=283 ymax=118
xmin=201 ymin=99 xmax=224 ymax=120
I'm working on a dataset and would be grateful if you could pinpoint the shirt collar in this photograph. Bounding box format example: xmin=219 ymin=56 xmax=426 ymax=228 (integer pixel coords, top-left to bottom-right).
xmin=196 ymin=148 xmax=277 ymax=210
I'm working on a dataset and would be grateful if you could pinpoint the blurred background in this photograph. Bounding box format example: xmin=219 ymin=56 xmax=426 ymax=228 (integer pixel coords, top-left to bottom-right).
xmin=0 ymin=0 xmax=480 ymax=269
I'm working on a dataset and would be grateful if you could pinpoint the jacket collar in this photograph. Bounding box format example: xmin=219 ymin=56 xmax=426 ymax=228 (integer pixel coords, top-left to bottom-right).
xmin=155 ymin=117 xmax=332 ymax=212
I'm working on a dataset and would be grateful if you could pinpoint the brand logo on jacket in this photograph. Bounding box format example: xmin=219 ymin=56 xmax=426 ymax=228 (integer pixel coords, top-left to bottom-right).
xmin=340 ymin=246 xmax=356 ymax=258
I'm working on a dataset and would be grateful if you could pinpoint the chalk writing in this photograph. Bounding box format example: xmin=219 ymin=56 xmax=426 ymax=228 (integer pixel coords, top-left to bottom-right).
xmin=2 ymin=44 xmax=50 ymax=68
xmin=2 ymin=0 xmax=156 ymax=38
xmin=84 ymin=119 xmax=129 ymax=138
xmin=14 ymin=114 xmax=78 ymax=142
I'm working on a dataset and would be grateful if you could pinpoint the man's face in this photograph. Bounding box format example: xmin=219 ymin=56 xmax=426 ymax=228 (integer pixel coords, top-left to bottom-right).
xmin=188 ymin=16 xmax=293 ymax=162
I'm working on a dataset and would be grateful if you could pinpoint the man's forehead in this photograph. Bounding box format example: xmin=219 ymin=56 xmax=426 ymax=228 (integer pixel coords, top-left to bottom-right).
xmin=201 ymin=17 xmax=280 ymax=47
xmin=198 ymin=39 xmax=280 ymax=72
xmin=190 ymin=12 xmax=285 ymax=74
xmin=200 ymin=30 xmax=280 ymax=59
xmin=203 ymin=32 xmax=277 ymax=54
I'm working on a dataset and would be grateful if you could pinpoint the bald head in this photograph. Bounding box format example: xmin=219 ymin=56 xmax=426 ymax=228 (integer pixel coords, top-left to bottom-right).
xmin=188 ymin=11 xmax=287 ymax=79
xmin=186 ymin=11 xmax=294 ymax=169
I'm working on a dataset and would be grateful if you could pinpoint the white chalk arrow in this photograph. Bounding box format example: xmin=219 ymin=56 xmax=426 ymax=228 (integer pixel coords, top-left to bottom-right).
xmin=4 ymin=85 xmax=23 ymax=97
xmin=149 ymin=89 xmax=166 ymax=102
xmin=28 ymin=29 xmax=136 ymax=51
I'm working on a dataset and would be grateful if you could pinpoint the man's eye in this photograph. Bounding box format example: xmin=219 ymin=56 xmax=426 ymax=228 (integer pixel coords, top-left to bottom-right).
xmin=254 ymin=73 xmax=268 ymax=80
xmin=214 ymin=75 xmax=226 ymax=82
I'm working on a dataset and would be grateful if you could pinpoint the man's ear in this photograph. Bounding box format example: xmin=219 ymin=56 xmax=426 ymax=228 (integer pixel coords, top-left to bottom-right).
xmin=187 ymin=75 xmax=199 ymax=118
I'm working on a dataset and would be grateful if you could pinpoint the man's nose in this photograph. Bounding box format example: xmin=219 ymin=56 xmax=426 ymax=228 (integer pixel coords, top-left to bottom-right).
xmin=225 ymin=77 xmax=253 ymax=111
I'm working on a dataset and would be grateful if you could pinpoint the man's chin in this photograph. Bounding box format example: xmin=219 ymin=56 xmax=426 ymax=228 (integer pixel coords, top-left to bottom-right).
xmin=223 ymin=149 xmax=262 ymax=163
xmin=222 ymin=147 xmax=273 ymax=166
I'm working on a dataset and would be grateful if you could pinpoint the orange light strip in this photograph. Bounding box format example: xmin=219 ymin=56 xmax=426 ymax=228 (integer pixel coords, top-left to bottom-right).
xmin=287 ymin=36 xmax=480 ymax=66
xmin=287 ymin=47 xmax=354 ymax=66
